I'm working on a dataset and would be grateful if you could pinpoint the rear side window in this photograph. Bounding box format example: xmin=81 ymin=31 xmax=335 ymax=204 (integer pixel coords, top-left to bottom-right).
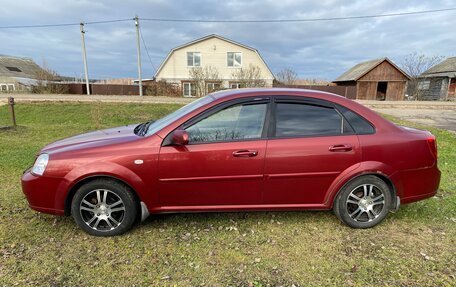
xmin=275 ymin=103 xmax=352 ymax=137
xmin=337 ymin=105 xmax=375 ymax=135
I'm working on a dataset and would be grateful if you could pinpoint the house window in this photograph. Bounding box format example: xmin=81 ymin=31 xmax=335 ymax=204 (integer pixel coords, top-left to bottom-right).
xmin=206 ymin=82 xmax=221 ymax=93
xmin=183 ymin=82 xmax=196 ymax=97
xmin=418 ymin=80 xmax=430 ymax=90
xmin=187 ymin=52 xmax=201 ymax=67
xmin=230 ymin=83 xmax=241 ymax=89
xmin=227 ymin=52 xmax=242 ymax=67
xmin=1 ymin=84 xmax=15 ymax=91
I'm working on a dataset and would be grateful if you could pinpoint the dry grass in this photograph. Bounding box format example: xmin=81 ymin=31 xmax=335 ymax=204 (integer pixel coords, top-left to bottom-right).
xmin=0 ymin=103 xmax=455 ymax=286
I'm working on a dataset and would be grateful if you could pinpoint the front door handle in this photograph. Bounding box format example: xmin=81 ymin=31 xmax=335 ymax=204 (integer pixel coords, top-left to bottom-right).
xmin=329 ymin=144 xmax=353 ymax=152
xmin=233 ymin=150 xmax=258 ymax=157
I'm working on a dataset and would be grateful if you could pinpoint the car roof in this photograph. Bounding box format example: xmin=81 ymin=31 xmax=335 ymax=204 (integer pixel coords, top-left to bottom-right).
xmin=210 ymin=88 xmax=342 ymax=100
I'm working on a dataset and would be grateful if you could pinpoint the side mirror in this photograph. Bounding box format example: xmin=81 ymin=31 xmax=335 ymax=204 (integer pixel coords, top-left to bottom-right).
xmin=172 ymin=129 xmax=189 ymax=146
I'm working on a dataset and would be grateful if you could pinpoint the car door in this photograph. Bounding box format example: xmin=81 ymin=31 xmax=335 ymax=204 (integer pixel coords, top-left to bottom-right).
xmin=158 ymin=98 xmax=270 ymax=207
xmin=263 ymin=97 xmax=361 ymax=205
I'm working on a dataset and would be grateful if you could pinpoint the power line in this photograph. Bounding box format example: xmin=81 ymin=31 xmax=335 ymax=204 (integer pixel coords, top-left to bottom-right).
xmin=140 ymin=7 xmax=456 ymax=23
xmin=138 ymin=26 xmax=157 ymax=74
xmin=0 ymin=18 xmax=132 ymax=29
xmin=0 ymin=7 xmax=455 ymax=29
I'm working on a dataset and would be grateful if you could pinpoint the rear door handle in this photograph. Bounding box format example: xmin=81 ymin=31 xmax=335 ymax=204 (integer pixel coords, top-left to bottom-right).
xmin=233 ymin=150 xmax=258 ymax=157
xmin=329 ymin=144 xmax=353 ymax=152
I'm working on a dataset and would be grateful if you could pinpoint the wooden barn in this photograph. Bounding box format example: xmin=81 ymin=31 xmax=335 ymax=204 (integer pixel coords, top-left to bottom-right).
xmin=333 ymin=58 xmax=410 ymax=100
xmin=417 ymin=57 xmax=456 ymax=100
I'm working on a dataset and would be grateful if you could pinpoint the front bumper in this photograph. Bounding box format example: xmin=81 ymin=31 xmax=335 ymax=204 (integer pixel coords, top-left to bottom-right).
xmin=21 ymin=169 xmax=66 ymax=215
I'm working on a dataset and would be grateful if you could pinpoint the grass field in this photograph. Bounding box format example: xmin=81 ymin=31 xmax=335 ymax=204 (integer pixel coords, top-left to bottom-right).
xmin=0 ymin=102 xmax=455 ymax=286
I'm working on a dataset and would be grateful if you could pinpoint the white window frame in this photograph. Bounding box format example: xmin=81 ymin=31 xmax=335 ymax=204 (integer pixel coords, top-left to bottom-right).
xmin=206 ymin=82 xmax=221 ymax=93
xmin=230 ymin=83 xmax=241 ymax=89
xmin=7 ymin=84 xmax=15 ymax=91
xmin=418 ymin=79 xmax=430 ymax=90
xmin=227 ymin=52 xmax=242 ymax=68
xmin=187 ymin=52 xmax=201 ymax=67
xmin=182 ymin=82 xmax=196 ymax=97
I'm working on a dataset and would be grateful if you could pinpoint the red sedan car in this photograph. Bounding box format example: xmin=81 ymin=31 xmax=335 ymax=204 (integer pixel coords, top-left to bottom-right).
xmin=22 ymin=88 xmax=440 ymax=236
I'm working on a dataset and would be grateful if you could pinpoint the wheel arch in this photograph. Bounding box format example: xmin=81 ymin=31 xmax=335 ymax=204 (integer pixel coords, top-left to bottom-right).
xmin=325 ymin=161 xmax=400 ymax=210
xmin=64 ymin=175 xmax=141 ymax=216
xmin=332 ymin=173 xmax=398 ymax=210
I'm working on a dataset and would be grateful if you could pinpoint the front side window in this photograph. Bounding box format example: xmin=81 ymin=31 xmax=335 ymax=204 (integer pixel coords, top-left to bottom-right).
xmin=275 ymin=103 xmax=347 ymax=137
xmin=186 ymin=102 xmax=267 ymax=143
xmin=187 ymin=52 xmax=201 ymax=67
xmin=227 ymin=52 xmax=242 ymax=67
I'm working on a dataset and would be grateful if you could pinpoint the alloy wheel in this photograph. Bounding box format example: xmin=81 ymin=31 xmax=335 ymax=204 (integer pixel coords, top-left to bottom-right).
xmin=79 ymin=189 xmax=126 ymax=231
xmin=346 ymin=184 xmax=385 ymax=223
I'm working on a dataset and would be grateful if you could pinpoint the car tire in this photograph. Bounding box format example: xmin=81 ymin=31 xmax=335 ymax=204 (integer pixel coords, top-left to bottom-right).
xmin=71 ymin=179 xmax=138 ymax=236
xmin=334 ymin=175 xmax=392 ymax=228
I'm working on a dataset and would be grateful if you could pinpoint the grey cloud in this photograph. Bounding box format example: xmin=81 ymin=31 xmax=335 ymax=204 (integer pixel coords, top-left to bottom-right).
xmin=0 ymin=0 xmax=454 ymax=80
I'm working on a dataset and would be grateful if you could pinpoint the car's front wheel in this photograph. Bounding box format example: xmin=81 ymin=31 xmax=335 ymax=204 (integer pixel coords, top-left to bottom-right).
xmin=334 ymin=175 xmax=392 ymax=228
xmin=71 ymin=179 xmax=138 ymax=236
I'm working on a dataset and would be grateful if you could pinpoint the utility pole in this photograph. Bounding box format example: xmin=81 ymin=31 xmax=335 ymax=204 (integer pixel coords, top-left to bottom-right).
xmin=80 ymin=22 xmax=90 ymax=95
xmin=134 ymin=15 xmax=143 ymax=96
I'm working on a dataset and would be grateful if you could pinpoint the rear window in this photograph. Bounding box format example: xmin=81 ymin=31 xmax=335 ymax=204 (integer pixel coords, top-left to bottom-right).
xmin=337 ymin=105 xmax=375 ymax=135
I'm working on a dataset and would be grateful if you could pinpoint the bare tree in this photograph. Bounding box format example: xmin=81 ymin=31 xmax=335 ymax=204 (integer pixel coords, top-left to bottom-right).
xmin=275 ymin=67 xmax=298 ymax=85
xmin=231 ymin=64 xmax=266 ymax=88
xmin=401 ymin=52 xmax=444 ymax=100
xmin=188 ymin=66 xmax=221 ymax=97
xmin=33 ymin=60 xmax=69 ymax=94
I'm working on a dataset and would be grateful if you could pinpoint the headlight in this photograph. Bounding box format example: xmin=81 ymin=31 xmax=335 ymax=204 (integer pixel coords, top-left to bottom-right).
xmin=31 ymin=154 xmax=49 ymax=176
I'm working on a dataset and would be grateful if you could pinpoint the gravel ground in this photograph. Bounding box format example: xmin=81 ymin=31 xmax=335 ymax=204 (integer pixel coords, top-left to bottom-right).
xmin=371 ymin=108 xmax=456 ymax=132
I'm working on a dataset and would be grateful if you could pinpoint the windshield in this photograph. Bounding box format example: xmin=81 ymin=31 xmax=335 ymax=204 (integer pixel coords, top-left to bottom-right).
xmin=144 ymin=96 xmax=215 ymax=136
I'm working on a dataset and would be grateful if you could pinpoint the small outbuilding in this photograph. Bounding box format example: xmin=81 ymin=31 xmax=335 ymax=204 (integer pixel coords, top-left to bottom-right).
xmin=0 ymin=55 xmax=51 ymax=92
xmin=418 ymin=57 xmax=456 ymax=101
xmin=333 ymin=58 xmax=410 ymax=100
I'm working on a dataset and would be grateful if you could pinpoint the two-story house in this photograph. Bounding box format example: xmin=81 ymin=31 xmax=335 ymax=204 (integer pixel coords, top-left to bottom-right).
xmin=154 ymin=34 xmax=274 ymax=97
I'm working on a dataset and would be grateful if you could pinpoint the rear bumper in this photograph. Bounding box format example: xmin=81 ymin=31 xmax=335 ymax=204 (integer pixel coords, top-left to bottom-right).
xmin=21 ymin=170 xmax=66 ymax=215
xmin=399 ymin=164 xmax=441 ymax=204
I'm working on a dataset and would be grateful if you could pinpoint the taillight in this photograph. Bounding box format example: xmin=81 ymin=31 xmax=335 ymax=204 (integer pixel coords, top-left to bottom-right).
xmin=427 ymin=136 xmax=438 ymax=159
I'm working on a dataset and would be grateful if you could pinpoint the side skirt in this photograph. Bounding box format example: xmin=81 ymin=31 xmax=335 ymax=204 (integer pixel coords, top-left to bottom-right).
xmin=147 ymin=203 xmax=330 ymax=214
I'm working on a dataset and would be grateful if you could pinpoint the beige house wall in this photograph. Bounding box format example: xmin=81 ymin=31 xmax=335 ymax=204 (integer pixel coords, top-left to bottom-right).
xmin=155 ymin=37 xmax=274 ymax=89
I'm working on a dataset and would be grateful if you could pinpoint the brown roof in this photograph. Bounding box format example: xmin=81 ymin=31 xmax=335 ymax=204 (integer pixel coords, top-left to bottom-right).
xmin=334 ymin=58 xmax=410 ymax=82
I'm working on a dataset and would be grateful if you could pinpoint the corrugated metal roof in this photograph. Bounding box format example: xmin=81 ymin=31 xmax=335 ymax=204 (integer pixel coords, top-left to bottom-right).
xmin=422 ymin=57 xmax=456 ymax=75
xmin=0 ymin=55 xmax=48 ymax=79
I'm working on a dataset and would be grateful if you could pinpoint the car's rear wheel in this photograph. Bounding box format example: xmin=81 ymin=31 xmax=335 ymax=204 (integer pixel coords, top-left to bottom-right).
xmin=71 ymin=179 xmax=137 ymax=236
xmin=334 ymin=175 xmax=392 ymax=228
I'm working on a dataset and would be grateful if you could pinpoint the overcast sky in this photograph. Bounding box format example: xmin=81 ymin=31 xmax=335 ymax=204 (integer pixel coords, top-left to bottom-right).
xmin=0 ymin=0 xmax=455 ymax=80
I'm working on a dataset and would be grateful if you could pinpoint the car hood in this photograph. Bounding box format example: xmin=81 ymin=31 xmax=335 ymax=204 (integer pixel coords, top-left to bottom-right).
xmin=41 ymin=124 xmax=140 ymax=154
